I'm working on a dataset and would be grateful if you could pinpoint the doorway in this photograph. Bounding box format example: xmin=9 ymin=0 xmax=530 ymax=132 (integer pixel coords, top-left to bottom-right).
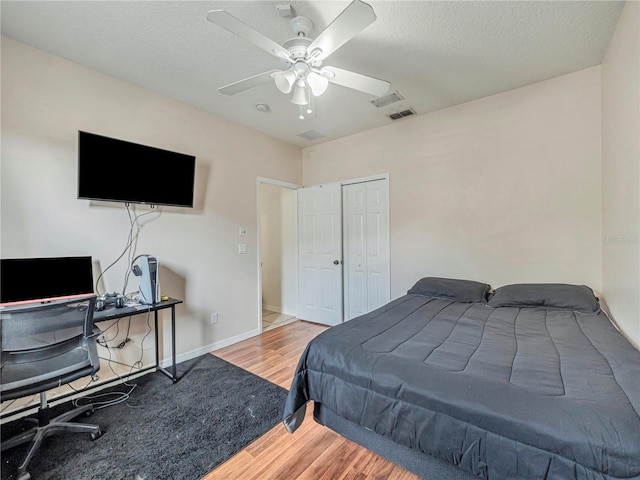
xmin=258 ymin=179 xmax=299 ymax=332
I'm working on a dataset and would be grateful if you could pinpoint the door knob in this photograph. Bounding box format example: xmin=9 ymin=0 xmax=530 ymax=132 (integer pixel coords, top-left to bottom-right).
xmin=333 ymin=260 xmax=342 ymax=265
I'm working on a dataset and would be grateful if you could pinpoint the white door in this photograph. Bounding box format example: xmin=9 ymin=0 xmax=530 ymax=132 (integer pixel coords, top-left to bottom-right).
xmin=297 ymin=184 xmax=343 ymax=326
xmin=343 ymin=179 xmax=390 ymax=321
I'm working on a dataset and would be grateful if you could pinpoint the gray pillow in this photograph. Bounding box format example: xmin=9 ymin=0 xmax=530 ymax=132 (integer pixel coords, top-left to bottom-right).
xmin=488 ymin=283 xmax=600 ymax=313
xmin=408 ymin=277 xmax=491 ymax=303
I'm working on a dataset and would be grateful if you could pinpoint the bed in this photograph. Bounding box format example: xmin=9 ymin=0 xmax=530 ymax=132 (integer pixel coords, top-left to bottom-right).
xmin=283 ymin=278 xmax=640 ymax=480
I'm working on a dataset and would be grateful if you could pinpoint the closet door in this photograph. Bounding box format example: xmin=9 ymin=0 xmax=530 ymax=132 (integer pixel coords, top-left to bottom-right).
xmin=297 ymin=184 xmax=343 ymax=326
xmin=343 ymin=179 xmax=390 ymax=321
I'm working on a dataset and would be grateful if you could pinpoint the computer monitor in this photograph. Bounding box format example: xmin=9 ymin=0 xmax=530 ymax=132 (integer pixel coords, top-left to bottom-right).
xmin=0 ymin=256 xmax=94 ymax=306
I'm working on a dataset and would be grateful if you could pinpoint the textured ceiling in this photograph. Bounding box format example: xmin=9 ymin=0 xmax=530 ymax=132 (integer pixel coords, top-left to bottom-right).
xmin=1 ymin=1 xmax=625 ymax=147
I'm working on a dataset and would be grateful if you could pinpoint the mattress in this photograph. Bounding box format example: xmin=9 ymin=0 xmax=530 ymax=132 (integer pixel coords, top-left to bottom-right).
xmin=283 ymin=287 xmax=640 ymax=479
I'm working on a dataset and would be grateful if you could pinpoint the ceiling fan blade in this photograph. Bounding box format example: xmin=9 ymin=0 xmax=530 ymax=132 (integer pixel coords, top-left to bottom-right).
xmin=218 ymin=70 xmax=281 ymax=96
xmin=207 ymin=10 xmax=293 ymax=61
xmin=306 ymin=0 xmax=376 ymax=61
xmin=323 ymin=67 xmax=390 ymax=97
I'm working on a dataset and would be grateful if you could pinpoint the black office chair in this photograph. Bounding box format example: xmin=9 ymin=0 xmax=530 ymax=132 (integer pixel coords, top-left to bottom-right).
xmin=1 ymin=295 xmax=103 ymax=480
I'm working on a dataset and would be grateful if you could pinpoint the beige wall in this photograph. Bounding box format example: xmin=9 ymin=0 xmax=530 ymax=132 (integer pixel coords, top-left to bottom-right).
xmin=260 ymin=183 xmax=298 ymax=316
xmin=304 ymin=68 xmax=603 ymax=301
xmin=602 ymin=1 xmax=640 ymax=349
xmin=4 ymin=13 xmax=638 ymax=356
xmin=1 ymin=37 xmax=302 ymax=361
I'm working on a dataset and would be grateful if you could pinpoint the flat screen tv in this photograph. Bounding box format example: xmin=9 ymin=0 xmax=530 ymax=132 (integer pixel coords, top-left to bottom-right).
xmin=0 ymin=256 xmax=95 ymax=306
xmin=78 ymin=131 xmax=196 ymax=207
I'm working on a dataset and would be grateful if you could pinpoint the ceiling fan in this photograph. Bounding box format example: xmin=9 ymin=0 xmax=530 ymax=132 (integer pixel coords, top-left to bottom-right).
xmin=206 ymin=0 xmax=391 ymax=119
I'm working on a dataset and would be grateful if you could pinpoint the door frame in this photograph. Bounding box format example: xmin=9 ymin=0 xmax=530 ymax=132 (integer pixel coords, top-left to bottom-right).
xmin=256 ymin=177 xmax=301 ymax=332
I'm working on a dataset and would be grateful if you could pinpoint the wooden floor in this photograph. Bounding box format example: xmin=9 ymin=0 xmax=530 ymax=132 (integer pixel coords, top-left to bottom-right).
xmin=204 ymin=320 xmax=421 ymax=480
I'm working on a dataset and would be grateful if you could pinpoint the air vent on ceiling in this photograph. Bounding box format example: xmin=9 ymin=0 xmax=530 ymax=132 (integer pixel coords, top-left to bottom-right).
xmin=297 ymin=129 xmax=325 ymax=141
xmin=387 ymin=108 xmax=416 ymax=121
xmin=372 ymin=92 xmax=403 ymax=108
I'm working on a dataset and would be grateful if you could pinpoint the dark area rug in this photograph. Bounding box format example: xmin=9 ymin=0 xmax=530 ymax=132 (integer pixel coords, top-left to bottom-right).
xmin=1 ymin=354 xmax=288 ymax=480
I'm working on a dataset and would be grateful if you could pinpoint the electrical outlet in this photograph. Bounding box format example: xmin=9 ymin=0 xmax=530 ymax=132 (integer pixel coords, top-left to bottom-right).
xmin=210 ymin=312 xmax=218 ymax=325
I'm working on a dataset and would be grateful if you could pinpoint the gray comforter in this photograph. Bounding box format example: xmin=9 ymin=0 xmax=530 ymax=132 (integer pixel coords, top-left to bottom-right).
xmin=283 ymin=295 xmax=640 ymax=479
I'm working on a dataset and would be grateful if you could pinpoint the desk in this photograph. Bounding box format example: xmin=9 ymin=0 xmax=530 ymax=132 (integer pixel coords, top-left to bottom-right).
xmin=0 ymin=298 xmax=182 ymax=423
xmin=94 ymin=298 xmax=182 ymax=383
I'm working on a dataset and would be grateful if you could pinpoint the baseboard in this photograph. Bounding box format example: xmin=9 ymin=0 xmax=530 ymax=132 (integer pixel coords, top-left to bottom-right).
xmin=263 ymin=304 xmax=297 ymax=317
xmin=263 ymin=304 xmax=281 ymax=314
xmin=160 ymin=327 xmax=262 ymax=368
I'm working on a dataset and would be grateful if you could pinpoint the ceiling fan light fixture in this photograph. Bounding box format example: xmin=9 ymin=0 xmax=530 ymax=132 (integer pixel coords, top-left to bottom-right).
xmin=307 ymin=71 xmax=329 ymax=96
xmin=274 ymin=70 xmax=296 ymax=93
xmin=291 ymin=80 xmax=309 ymax=105
xmin=208 ymin=0 xmax=389 ymax=121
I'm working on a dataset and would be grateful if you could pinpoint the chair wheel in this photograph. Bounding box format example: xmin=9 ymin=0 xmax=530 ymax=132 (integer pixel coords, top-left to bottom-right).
xmin=90 ymin=429 xmax=103 ymax=441
xmin=83 ymin=408 xmax=96 ymax=417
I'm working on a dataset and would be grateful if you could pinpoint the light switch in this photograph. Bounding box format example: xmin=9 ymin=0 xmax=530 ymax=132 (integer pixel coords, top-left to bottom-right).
xmin=238 ymin=244 xmax=248 ymax=254
xmin=239 ymin=226 xmax=246 ymax=237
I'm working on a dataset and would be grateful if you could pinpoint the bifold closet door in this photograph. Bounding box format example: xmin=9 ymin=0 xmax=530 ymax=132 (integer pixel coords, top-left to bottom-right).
xmin=343 ymin=179 xmax=390 ymax=321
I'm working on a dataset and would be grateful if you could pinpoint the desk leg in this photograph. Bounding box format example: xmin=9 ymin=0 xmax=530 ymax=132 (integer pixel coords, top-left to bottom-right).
xmin=171 ymin=305 xmax=177 ymax=383
xmin=155 ymin=305 xmax=178 ymax=383
xmin=154 ymin=310 xmax=160 ymax=370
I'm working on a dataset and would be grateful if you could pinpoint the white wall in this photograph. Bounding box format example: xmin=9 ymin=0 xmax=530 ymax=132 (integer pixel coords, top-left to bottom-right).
xmin=261 ymin=184 xmax=284 ymax=311
xmin=4 ymin=17 xmax=638 ymax=355
xmin=260 ymin=183 xmax=297 ymax=316
xmin=602 ymin=1 xmax=640 ymax=349
xmin=304 ymin=67 xmax=603 ymax=301
xmin=1 ymin=37 xmax=302 ymax=361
